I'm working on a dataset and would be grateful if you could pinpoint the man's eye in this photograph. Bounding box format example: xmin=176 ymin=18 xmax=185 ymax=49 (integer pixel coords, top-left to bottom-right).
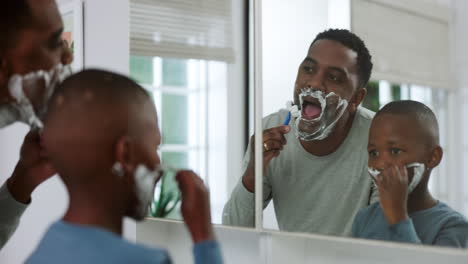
xmin=328 ymin=74 xmax=342 ymax=82
xmin=390 ymin=148 xmax=403 ymax=155
xmin=303 ymin=66 xmax=314 ymax=73
xmin=368 ymin=150 xmax=378 ymax=157
xmin=49 ymin=39 xmax=63 ymax=50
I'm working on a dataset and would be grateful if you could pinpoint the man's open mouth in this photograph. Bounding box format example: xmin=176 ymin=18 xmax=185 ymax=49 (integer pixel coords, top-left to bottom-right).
xmin=301 ymin=98 xmax=322 ymax=120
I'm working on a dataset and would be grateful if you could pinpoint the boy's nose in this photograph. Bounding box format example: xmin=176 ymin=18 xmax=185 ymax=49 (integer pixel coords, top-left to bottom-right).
xmin=374 ymin=158 xmax=391 ymax=171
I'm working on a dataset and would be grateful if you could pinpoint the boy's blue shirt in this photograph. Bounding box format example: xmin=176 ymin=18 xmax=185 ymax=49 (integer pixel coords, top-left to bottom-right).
xmin=352 ymin=201 xmax=468 ymax=248
xmin=26 ymin=220 xmax=223 ymax=264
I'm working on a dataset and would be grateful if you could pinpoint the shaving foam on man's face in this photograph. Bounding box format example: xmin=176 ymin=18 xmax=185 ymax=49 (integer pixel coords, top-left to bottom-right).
xmin=367 ymin=163 xmax=426 ymax=193
xmin=0 ymin=64 xmax=72 ymax=129
xmin=294 ymin=88 xmax=348 ymax=141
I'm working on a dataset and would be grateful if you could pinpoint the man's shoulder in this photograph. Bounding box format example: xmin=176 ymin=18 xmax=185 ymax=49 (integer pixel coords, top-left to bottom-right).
xmin=356 ymin=107 xmax=375 ymax=124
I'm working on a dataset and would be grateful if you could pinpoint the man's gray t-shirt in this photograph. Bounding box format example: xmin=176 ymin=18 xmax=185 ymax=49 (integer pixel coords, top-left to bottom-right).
xmin=0 ymin=182 xmax=28 ymax=249
xmin=222 ymin=107 xmax=376 ymax=237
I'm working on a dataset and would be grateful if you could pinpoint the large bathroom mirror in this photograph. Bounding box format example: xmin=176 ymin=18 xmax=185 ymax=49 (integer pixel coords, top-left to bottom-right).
xmin=226 ymin=0 xmax=468 ymax=250
xmin=128 ymin=0 xmax=253 ymax=227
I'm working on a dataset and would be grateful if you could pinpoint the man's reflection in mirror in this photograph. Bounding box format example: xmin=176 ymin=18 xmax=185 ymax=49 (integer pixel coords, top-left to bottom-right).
xmin=223 ymin=29 xmax=377 ymax=237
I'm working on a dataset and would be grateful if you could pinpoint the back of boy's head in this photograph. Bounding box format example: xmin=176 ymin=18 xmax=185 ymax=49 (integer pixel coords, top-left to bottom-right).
xmin=375 ymin=100 xmax=440 ymax=146
xmin=43 ymin=69 xmax=156 ymax=186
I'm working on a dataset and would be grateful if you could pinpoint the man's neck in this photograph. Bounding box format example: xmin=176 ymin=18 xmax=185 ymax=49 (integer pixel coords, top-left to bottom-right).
xmin=63 ymin=190 xmax=125 ymax=236
xmin=299 ymin=111 xmax=356 ymax=156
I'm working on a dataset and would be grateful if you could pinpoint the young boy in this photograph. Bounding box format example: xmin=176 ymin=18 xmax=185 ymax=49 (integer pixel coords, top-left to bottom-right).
xmin=352 ymin=100 xmax=468 ymax=248
xmin=26 ymin=70 xmax=223 ymax=263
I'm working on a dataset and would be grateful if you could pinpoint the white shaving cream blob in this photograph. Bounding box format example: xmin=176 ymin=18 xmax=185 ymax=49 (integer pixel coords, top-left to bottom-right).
xmin=367 ymin=163 xmax=425 ymax=193
xmin=286 ymin=101 xmax=300 ymax=118
xmin=0 ymin=64 xmax=72 ymax=129
xmin=294 ymin=88 xmax=348 ymax=141
xmin=134 ymin=164 xmax=160 ymax=220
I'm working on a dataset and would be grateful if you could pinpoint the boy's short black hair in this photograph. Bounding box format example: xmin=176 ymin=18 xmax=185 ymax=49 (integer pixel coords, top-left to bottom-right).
xmin=0 ymin=0 xmax=31 ymax=55
xmin=52 ymin=69 xmax=151 ymax=104
xmin=376 ymin=100 xmax=440 ymax=145
xmin=312 ymin=29 xmax=373 ymax=88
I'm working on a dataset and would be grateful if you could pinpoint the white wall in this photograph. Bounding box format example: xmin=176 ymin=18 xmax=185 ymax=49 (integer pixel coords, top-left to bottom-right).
xmin=261 ymin=0 xmax=329 ymax=116
xmin=0 ymin=1 xmax=132 ymax=263
xmin=451 ymin=0 xmax=468 ymax=215
xmin=260 ymin=0 xmax=331 ymax=231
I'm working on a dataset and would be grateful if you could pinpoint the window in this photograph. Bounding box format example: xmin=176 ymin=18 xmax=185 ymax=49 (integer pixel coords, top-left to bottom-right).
xmin=129 ymin=0 xmax=247 ymax=224
xmin=131 ymin=56 xmax=231 ymax=220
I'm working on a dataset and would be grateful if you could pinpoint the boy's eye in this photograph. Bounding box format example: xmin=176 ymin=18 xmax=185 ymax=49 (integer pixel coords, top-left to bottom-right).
xmin=368 ymin=149 xmax=378 ymax=157
xmin=390 ymin=148 xmax=403 ymax=155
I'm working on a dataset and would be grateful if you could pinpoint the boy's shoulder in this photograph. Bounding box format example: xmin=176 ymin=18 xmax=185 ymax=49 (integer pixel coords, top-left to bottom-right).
xmin=28 ymin=221 xmax=170 ymax=264
xmin=355 ymin=202 xmax=382 ymax=222
xmin=432 ymin=202 xmax=468 ymax=227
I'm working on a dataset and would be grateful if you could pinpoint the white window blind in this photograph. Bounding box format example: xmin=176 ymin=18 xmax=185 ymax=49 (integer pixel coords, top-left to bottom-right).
xmin=130 ymin=0 xmax=235 ymax=63
xmin=351 ymin=0 xmax=451 ymax=90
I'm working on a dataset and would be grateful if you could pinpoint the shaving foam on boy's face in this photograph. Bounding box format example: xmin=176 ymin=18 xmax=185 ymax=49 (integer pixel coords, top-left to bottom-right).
xmin=113 ymin=162 xmax=161 ymax=220
xmin=294 ymin=88 xmax=348 ymax=141
xmin=367 ymin=163 xmax=426 ymax=193
xmin=0 ymin=64 xmax=72 ymax=129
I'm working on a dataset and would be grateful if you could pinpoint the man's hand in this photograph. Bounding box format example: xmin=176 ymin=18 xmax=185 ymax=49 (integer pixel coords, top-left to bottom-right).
xmin=376 ymin=165 xmax=409 ymax=226
xmin=242 ymin=125 xmax=290 ymax=192
xmin=7 ymin=130 xmax=56 ymax=204
xmin=176 ymin=170 xmax=214 ymax=243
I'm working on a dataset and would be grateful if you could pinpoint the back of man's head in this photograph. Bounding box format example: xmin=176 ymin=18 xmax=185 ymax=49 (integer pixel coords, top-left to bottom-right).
xmin=42 ymin=69 xmax=158 ymax=187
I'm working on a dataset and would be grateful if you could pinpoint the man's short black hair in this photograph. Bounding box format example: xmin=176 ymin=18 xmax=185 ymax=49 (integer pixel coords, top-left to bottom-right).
xmin=376 ymin=100 xmax=440 ymax=145
xmin=0 ymin=0 xmax=31 ymax=55
xmin=312 ymin=29 xmax=373 ymax=88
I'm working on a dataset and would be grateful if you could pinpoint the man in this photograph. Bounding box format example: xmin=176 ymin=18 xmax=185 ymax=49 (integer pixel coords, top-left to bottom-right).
xmin=0 ymin=0 xmax=73 ymax=249
xmin=223 ymin=29 xmax=377 ymax=237
xmin=26 ymin=70 xmax=223 ymax=263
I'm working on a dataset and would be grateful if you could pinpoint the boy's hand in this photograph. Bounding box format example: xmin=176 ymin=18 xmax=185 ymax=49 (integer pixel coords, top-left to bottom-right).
xmin=376 ymin=164 xmax=409 ymax=226
xmin=176 ymin=170 xmax=215 ymax=243
xmin=7 ymin=130 xmax=56 ymax=204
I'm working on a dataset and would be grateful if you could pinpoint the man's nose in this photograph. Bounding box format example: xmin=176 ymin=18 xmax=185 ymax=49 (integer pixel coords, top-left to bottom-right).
xmin=303 ymin=72 xmax=326 ymax=93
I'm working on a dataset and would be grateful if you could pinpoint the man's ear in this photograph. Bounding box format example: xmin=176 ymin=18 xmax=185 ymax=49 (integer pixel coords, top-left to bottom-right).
xmin=349 ymin=87 xmax=367 ymax=113
xmin=115 ymin=136 xmax=137 ymax=175
xmin=0 ymin=58 xmax=12 ymax=104
xmin=427 ymin=146 xmax=443 ymax=169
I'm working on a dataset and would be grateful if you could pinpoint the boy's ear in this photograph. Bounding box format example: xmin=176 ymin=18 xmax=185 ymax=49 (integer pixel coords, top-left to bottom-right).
xmin=427 ymin=146 xmax=443 ymax=169
xmin=115 ymin=136 xmax=137 ymax=175
xmin=349 ymin=87 xmax=367 ymax=113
